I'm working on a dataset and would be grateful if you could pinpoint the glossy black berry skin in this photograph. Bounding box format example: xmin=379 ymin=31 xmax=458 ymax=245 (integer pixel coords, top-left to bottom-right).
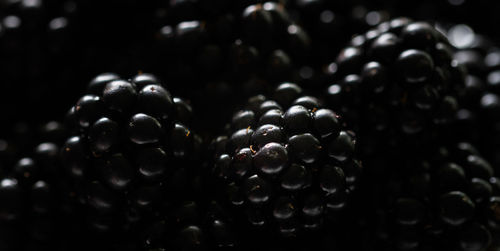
xmin=74 ymin=95 xmax=104 ymax=128
xmin=440 ymin=191 xmax=475 ymax=226
xmin=138 ymin=85 xmax=174 ymax=120
xmin=102 ymin=79 xmax=138 ymax=113
xmin=211 ymin=82 xmax=361 ymax=241
xmin=88 ymin=73 xmax=120 ymax=95
xmin=127 ymin=113 xmax=163 ymax=145
xmin=397 ymin=49 xmax=434 ymax=83
xmin=88 ymin=117 xmax=120 ymax=153
xmin=132 ymin=73 xmax=161 ymax=90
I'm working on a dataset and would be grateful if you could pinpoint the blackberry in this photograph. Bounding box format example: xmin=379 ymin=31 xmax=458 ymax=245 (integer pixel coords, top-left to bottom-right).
xmin=210 ymin=82 xmax=362 ymax=242
xmin=0 ymin=121 xmax=82 ymax=250
xmin=363 ymin=143 xmax=500 ymax=251
xmin=325 ymin=18 xmax=465 ymax=156
xmin=317 ymin=18 xmax=492 ymax=250
xmin=60 ymin=73 xmax=206 ymax=246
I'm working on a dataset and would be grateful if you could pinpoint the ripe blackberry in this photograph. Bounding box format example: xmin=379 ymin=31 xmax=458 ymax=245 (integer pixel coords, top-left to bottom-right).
xmin=362 ymin=143 xmax=500 ymax=251
xmin=0 ymin=121 xmax=82 ymax=250
xmin=60 ymin=73 xmax=205 ymax=244
xmin=325 ymin=18 xmax=465 ymax=157
xmin=210 ymin=83 xmax=362 ymax=242
xmin=317 ymin=18 xmax=494 ymax=250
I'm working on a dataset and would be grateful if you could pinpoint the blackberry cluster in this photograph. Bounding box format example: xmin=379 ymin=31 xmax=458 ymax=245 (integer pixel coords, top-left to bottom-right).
xmin=0 ymin=121 xmax=79 ymax=250
xmin=60 ymin=73 xmax=216 ymax=248
xmin=315 ymin=17 xmax=500 ymax=251
xmin=211 ymin=83 xmax=362 ymax=243
xmin=364 ymin=142 xmax=500 ymax=251
xmin=325 ymin=18 xmax=464 ymax=155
